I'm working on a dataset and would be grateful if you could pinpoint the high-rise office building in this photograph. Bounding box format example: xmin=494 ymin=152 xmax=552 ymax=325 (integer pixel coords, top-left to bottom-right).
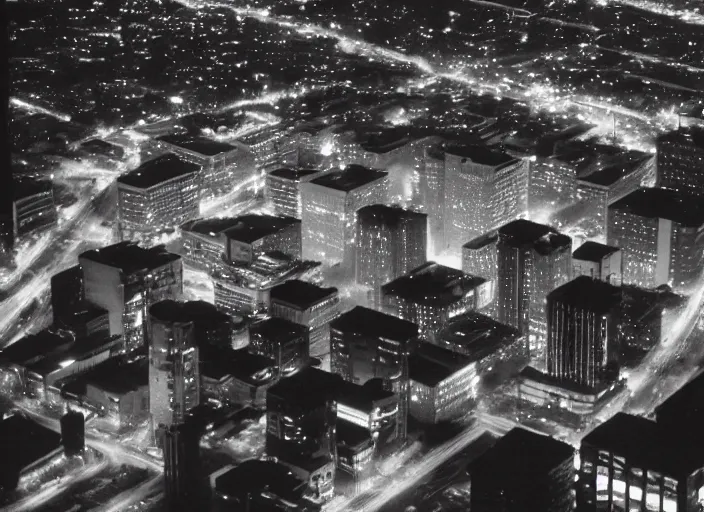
xmin=470 ymin=428 xmax=575 ymax=512
xmin=249 ymin=317 xmax=310 ymax=377
xmin=527 ymin=156 xmax=577 ymax=217
xmin=117 ymin=154 xmax=200 ymax=243
xmin=160 ymin=419 xmax=202 ymax=511
xmin=60 ymin=410 xmax=85 ymax=457
xmin=572 ymin=241 xmax=623 ymax=286
xmin=300 ymin=165 xmax=388 ymax=268
xmin=496 ymin=219 xmax=572 ymax=364
xmin=180 ymin=214 xmax=302 ymax=273
xmin=419 ymin=143 xmax=446 ymax=256
xmin=381 ymin=262 xmax=491 ymax=340
xmin=330 ymin=306 xmax=418 ymax=440
xmin=579 ymin=413 xmax=704 ymax=512
xmin=51 ymin=265 xmax=84 ymax=326
xmin=546 ymin=276 xmax=622 ymax=389
xmin=266 ymin=366 xmax=341 ymax=501
xmin=443 ymin=144 xmax=527 ymax=255
xmin=356 ymin=204 xmax=427 ymax=309
xmin=656 ymin=126 xmax=704 ymax=194
xmin=608 ymin=187 xmax=704 ymax=289
xmin=269 ymin=279 xmax=340 ymax=361
xmin=155 ymin=134 xmax=257 ymax=200
xmin=265 ymin=167 xmax=322 ymax=219
xmin=79 ymin=242 xmax=183 ymax=351
xmin=13 ymin=178 xmax=57 ymax=240
xmin=148 ymin=301 xmax=200 ymax=431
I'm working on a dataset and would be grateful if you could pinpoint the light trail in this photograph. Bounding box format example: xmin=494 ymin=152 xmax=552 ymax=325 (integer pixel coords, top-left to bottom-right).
xmin=597 ymin=0 xmax=704 ymax=26
xmin=10 ymin=97 xmax=72 ymax=122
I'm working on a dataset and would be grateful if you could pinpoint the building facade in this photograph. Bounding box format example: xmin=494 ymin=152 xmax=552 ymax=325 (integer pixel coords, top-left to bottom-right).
xmin=265 ymin=167 xmax=322 ymax=219
xmin=656 ymin=126 xmax=704 ymax=195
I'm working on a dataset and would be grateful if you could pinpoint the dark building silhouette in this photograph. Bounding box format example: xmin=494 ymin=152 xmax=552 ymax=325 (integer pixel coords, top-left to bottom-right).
xmin=60 ymin=409 xmax=85 ymax=457
xmin=469 ymin=428 xmax=575 ymax=512
xmin=355 ymin=204 xmax=427 ymax=309
xmin=51 ymin=265 xmax=84 ymax=324
xmin=496 ymin=219 xmax=572 ymax=365
xmin=249 ymin=317 xmax=310 ymax=376
xmin=160 ymin=420 xmax=202 ymax=511
xmin=572 ymin=241 xmax=623 ymax=286
xmin=330 ymin=306 xmax=418 ymax=440
xmin=546 ymin=276 xmax=622 ymax=390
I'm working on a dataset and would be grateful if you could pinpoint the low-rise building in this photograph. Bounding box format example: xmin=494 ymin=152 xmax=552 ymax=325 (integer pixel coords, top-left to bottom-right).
xmin=572 ymin=241 xmax=622 ymax=285
xmin=13 ymin=178 xmax=57 ymax=240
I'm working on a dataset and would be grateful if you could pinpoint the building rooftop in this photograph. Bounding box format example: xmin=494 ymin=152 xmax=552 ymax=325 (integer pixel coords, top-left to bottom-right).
xmin=149 ymin=300 xmax=230 ymax=330
xmin=26 ymin=335 xmax=123 ymax=378
xmin=157 ymin=134 xmax=237 ymax=156
xmin=201 ymin=346 xmax=276 ymax=384
xmin=655 ymin=370 xmax=704 ymax=427
xmin=221 ymin=215 xmax=300 ymax=245
xmin=357 ymin=204 xmax=427 ymax=228
xmin=436 ymin=311 xmax=521 ymax=360
xmin=462 ymin=230 xmax=499 ymax=251
xmin=79 ymin=242 xmax=181 ymax=275
xmin=337 ymin=418 xmax=374 ymax=451
xmin=267 ymin=366 xmax=343 ymax=407
xmin=609 ymin=187 xmax=704 ymax=227
xmin=180 ymin=217 xmax=247 ymax=237
xmin=498 ymin=219 xmax=571 ymax=255
xmin=444 ymin=143 xmax=517 ymax=168
xmin=548 ymin=276 xmax=622 ymax=313
xmin=381 ymin=262 xmax=486 ymax=307
xmin=337 ymin=378 xmax=396 ymax=413
xmin=14 ymin=178 xmax=52 ymax=200
xmin=309 ymin=165 xmax=387 ymax=192
xmin=469 ymin=427 xmax=573 ymax=477
xmin=268 ymin=167 xmax=321 ymax=181
xmin=270 ymin=279 xmax=338 ymax=310
xmin=0 ymin=329 xmax=74 ymax=367
xmin=214 ymin=459 xmax=307 ymax=502
xmin=658 ymin=125 xmax=704 ymax=151
xmin=117 ymin=154 xmax=200 ymax=189
xmin=582 ymin=412 xmax=702 ymax=476
xmin=410 ymin=342 xmax=473 ymax=387
xmin=572 ymin=241 xmax=620 ymax=262
xmin=330 ymin=306 xmax=418 ymax=342
xmin=63 ymin=357 xmax=148 ymax=397
xmin=79 ymin=138 xmax=124 ymax=158
xmin=356 ymin=126 xmax=416 ymax=154
xmin=0 ymin=414 xmax=62 ymax=473
xmin=250 ymin=317 xmax=308 ymax=344
xmin=578 ymin=157 xmax=649 ymax=187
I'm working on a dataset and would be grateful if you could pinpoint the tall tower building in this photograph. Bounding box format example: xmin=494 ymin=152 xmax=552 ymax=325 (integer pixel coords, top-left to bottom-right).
xmin=161 ymin=419 xmax=202 ymax=511
xmin=656 ymin=126 xmax=704 ymax=194
xmin=300 ymin=165 xmax=388 ymax=269
xmin=608 ymin=187 xmax=704 ymax=289
xmin=265 ymin=167 xmax=322 ymax=219
xmin=330 ymin=306 xmax=418 ymax=440
xmin=546 ymin=276 xmax=622 ymax=389
xmin=443 ymin=144 xmax=528 ymax=255
xmin=79 ymin=242 xmax=183 ymax=351
xmin=419 ymin=142 xmax=446 ymax=257
xmin=356 ymin=204 xmax=427 ymax=309
xmin=148 ymin=301 xmax=200 ymax=432
xmin=496 ymin=220 xmax=572 ymax=364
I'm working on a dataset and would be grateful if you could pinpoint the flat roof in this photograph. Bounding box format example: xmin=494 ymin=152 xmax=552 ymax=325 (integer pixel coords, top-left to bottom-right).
xmin=330 ymin=306 xmax=418 ymax=342
xmin=149 ymin=300 xmax=231 ymax=330
xmin=609 ymin=188 xmax=704 ymax=227
xmin=548 ymin=276 xmax=622 ymax=313
xmin=578 ymin=157 xmax=649 ymax=187
xmin=337 ymin=379 xmax=395 ymax=413
xmin=337 ymin=418 xmax=374 ymax=450
xmin=357 ymin=204 xmax=427 ymax=227
xmin=268 ymin=168 xmax=321 ymax=181
xmin=469 ymin=427 xmax=573 ymax=477
xmin=157 ymin=134 xmax=237 ymax=156
xmin=250 ymin=317 xmax=308 ymax=344
xmin=0 ymin=414 xmax=62 ymax=473
xmin=117 ymin=154 xmax=200 ymax=189
xmin=444 ymin=143 xmax=517 ymax=167
xmin=270 ymin=279 xmax=338 ymax=310
xmin=221 ymin=215 xmax=300 ymax=244
xmin=66 ymin=357 xmax=148 ymax=396
xmin=0 ymin=329 xmax=73 ymax=367
xmin=215 ymin=459 xmax=306 ymax=501
xmin=462 ymin=230 xmax=499 ymax=251
xmin=14 ymin=178 xmax=52 ymax=200
xmin=572 ymin=241 xmax=620 ymax=262
xmin=436 ymin=311 xmax=521 ymax=361
xmin=309 ymin=165 xmax=387 ymax=192
xmin=658 ymin=126 xmax=704 ymax=151
xmin=180 ymin=217 xmax=246 ymax=237
xmin=267 ymin=366 xmax=343 ymax=407
xmin=656 ymin=370 xmax=704 ymax=424
xmin=410 ymin=343 xmax=473 ymax=387
xmin=498 ymin=219 xmax=571 ymax=255
xmin=79 ymin=242 xmax=180 ymax=275
xmin=582 ymin=412 xmax=701 ymax=476
xmin=381 ymin=262 xmax=486 ymax=307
